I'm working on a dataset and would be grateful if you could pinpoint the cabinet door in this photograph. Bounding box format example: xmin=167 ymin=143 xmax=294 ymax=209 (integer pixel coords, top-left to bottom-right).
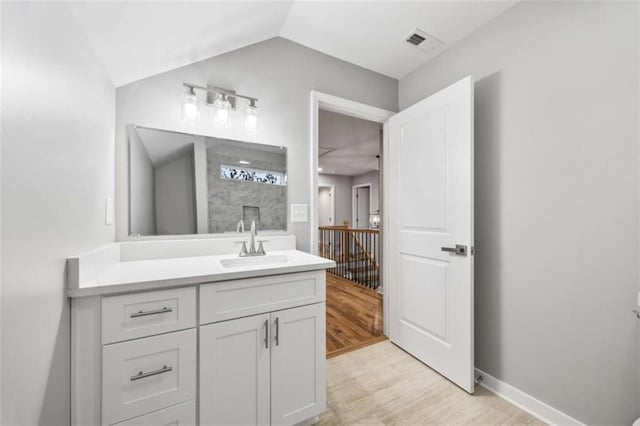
xmin=271 ymin=303 xmax=326 ymax=426
xmin=200 ymin=313 xmax=270 ymax=426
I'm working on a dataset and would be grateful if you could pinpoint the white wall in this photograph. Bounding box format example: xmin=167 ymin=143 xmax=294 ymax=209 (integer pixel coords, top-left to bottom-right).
xmin=318 ymin=174 xmax=353 ymax=226
xmin=129 ymin=127 xmax=156 ymax=235
xmin=400 ymin=2 xmax=639 ymax=424
xmin=1 ymin=2 xmax=115 ymax=425
xmin=115 ymin=37 xmax=398 ymax=250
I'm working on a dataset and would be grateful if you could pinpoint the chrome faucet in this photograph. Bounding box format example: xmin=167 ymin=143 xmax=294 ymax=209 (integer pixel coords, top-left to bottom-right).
xmin=236 ymin=220 xmax=266 ymax=257
xmin=236 ymin=219 xmax=245 ymax=233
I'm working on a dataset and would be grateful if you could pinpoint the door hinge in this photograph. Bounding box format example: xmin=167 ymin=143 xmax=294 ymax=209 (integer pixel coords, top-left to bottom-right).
xmin=471 ymin=246 xmax=475 ymax=256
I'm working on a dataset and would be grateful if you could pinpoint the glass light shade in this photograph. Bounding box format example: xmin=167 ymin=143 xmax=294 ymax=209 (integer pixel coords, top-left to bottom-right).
xmin=213 ymin=108 xmax=231 ymax=128
xmin=181 ymin=90 xmax=199 ymax=124
xmin=212 ymin=93 xmax=232 ymax=110
xmin=244 ymin=104 xmax=258 ymax=134
xmin=212 ymin=93 xmax=232 ymax=129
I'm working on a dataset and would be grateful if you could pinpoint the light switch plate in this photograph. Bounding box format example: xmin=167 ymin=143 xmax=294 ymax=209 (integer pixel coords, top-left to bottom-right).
xmin=291 ymin=204 xmax=308 ymax=223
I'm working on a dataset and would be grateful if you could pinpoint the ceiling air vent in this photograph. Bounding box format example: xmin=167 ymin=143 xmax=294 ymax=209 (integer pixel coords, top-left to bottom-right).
xmin=406 ymin=33 xmax=426 ymax=46
xmin=404 ymin=29 xmax=444 ymax=52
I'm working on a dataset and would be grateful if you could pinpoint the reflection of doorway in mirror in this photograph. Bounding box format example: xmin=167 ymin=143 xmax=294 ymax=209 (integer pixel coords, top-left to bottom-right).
xmin=242 ymin=205 xmax=260 ymax=228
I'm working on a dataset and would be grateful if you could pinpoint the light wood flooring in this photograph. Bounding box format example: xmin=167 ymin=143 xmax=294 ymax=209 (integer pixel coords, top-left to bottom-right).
xmin=317 ymin=341 xmax=544 ymax=426
xmin=326 ymin=273 xmax=385 ymax=358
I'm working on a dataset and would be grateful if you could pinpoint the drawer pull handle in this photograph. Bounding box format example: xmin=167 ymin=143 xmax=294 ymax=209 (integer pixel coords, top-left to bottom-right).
xmin=130 ymin=307 xmax=173 ymax=318
xmin=130 ymin=365 xmax=173 ymax=381
xmin=274 ymin=317 xmax=279 ymax=346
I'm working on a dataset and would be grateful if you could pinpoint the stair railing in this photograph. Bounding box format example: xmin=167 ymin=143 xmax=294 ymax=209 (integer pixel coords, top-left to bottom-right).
xmin=318 ymin=226 xmax=380 ymax=290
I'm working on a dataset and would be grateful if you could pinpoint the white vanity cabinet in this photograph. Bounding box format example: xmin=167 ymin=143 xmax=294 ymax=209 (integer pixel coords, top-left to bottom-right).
xmin=70 ymin=267 xmax=328 ymax=426
xmin=200 ymin=303 xmax=326 ymax=426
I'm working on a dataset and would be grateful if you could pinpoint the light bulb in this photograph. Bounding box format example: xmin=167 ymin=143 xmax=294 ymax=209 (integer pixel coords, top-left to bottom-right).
xmin=181 ymin=86 xmax=199 ymax=124
xmin=244 ymin=99 xmax=259 ymax=134
xmin=212 ymin=93 xmax=232 ymax=129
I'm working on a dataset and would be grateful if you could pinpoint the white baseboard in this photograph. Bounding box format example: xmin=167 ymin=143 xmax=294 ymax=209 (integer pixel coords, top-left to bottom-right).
xmin=475 ymin=368 xmax=584 ymax=426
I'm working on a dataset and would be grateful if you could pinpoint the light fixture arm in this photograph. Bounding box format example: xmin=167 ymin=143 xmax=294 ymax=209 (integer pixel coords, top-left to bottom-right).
xmin=183 ymin=83 xmax=258 ymax=103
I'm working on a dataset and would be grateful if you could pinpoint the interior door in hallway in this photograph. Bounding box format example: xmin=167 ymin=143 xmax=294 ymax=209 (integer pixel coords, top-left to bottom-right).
xmin=386 ymin=76 xmax=474 ymax=393
xmin=318 ymin=187 xmax=333 ymax=226
xmin=355 ymin=186 xmax=370 ymax=229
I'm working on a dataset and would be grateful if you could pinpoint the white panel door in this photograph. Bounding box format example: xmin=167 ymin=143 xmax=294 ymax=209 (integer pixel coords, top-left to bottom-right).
xmin=200 ymin=314 xmax=271 ymax=426
xmin=270 ymin=303 xmax=326 ymax=426
xmin=387 ymin=76 xmax=474 ymax=393
xmin=318 ymin=187 xmax=333 ymax=226
xmin=355 ymin=186 xmax=370 ymax=229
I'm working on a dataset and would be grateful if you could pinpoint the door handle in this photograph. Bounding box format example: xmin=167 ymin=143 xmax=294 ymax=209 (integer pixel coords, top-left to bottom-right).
xmin=274 ymin=317 xmax=279 ymax=346
xmin=441 ymin=244 xmax=467 ymax=256
xmin=264 ymin=319 xmax=269 ymax=349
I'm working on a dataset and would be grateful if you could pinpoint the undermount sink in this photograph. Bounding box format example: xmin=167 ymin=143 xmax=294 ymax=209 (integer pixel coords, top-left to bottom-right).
xmin=220 ymin=254 xmax=290 ymax=268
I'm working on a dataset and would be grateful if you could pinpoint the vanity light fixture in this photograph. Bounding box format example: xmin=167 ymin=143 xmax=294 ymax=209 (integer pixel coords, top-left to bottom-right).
xmin=182 ymin=83 xmax=259 ymax=132
xmin=181 ymin=85 xmax=199 ymax=124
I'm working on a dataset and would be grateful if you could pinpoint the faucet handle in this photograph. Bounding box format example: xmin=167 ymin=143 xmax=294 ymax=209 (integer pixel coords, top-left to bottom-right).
xmin=256 ymin=240 xmax=269 ymax=256
xmin=234 ymin=240 xmax=249 ymax=257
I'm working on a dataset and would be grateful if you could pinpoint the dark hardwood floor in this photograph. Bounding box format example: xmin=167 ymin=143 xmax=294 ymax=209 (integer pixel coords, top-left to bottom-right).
xmin=326 ymin=272 xmax=385 ymax=358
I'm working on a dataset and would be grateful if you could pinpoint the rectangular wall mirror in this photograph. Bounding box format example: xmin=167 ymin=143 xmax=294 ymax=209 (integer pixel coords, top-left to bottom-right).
xmin=128 ymin=125 xmax=287 ymax=236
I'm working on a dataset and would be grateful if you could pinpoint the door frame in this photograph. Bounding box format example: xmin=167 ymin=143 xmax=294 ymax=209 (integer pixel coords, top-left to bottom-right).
xmin=309 ymin=91 xmax=394 ymax=335
xmin=351 ymin=183 xmax=372 ymax=229
xmin=318 ymin=184 xmax=335 ymax=226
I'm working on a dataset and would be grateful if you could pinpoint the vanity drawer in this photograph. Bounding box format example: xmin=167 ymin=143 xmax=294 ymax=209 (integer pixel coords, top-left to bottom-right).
xmin=102 ymin=287 xmax=196 ymax=344
xmin=112 ymin=400 xmax=195 ymax=426
xmin=102 ymin=329 xmax=196 ymax=425
xmin=200 ymin=271 xmax=326 ymax=325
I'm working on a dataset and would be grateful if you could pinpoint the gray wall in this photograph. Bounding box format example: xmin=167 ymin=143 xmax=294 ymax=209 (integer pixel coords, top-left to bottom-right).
xmin=129 ymin=127 xmax=156 ymax=235
xmin=1 ymin=3 xmax=115 ymax=424
xmin=318 ymin=174 xmax=353 ymax=226
xmin=207 ymin=143 xmax=286 ymax=233
xmin=115 ymin=37 xmax=398 ymax=250
xmin=400 ymin=2 xmax=639 ymax=424
xmin=155 ymin=150 xmax=196 ymax=235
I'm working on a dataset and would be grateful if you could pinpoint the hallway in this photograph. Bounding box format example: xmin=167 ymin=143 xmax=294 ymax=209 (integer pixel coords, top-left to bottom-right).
xmin=326 ymin=272 xmax=385 ymax=358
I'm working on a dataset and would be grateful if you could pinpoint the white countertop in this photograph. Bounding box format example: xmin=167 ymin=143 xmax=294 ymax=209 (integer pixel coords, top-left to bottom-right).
xmin=67 ymin=250 xmax=335 ymax=298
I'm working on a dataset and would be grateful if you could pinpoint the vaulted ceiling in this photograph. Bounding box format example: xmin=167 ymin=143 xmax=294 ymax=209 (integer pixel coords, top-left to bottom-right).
xmin=69 ymin=1 xmax=517 ymax=87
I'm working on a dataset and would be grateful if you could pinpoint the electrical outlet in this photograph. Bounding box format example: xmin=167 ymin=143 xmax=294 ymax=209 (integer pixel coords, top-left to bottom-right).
xmin=291 ymin=204 xmax=308 ymax=223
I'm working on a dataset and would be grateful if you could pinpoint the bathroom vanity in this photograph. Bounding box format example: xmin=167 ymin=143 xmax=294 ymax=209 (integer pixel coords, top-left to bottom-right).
xmin=68 ymin=236 xmax=334 ymax=426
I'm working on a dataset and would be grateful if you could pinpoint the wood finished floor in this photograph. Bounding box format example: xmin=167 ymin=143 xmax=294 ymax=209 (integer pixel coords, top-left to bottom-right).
xmin=317 ymin=341 xmax=545 ymax=426
xmin=326 ymin=273 xmax=385 ymax=358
